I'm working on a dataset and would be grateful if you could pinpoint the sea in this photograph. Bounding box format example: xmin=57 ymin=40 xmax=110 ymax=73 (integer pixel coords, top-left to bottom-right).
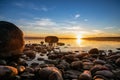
xmin=25 ymin=38 xmax=120 ymax=52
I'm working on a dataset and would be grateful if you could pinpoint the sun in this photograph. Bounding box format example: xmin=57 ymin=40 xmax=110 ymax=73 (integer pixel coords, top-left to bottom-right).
xmin=77 ymin=35 xmax=82 ymax=39
xmin=76 ymin=34 xmax=83 ymax=46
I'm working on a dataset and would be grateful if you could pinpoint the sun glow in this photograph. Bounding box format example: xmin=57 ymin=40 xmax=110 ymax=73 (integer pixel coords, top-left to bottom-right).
xmin=76 ymin=35 xmax=83 ymax=46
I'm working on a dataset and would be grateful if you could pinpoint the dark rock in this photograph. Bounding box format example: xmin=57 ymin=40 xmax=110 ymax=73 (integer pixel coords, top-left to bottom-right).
xmin=93 ymin=59 xmax=106 ymax=65
xmin=0 ymin=21 xmax=24 ymax=59
xmin=37 ymin=57 xmax=44 ymax=61
xmin=93 ymin=75 xmax=108 ymax=80
xmin=113 ymin=70 xmax=120 ymax=79
xmin=71 ymin=61 xmax=83 ymax=70
xmin=0 ymin=66 xmax=18 ymax=79
xmin=8 ymin=62 xmax=18 ymax=67
xmin=90 ymin=65 xmax=109 ymax=75
xmin=78 ymin=70 xmax=92 ymax=80
xmin=76 ymin=53 xmax=89 ymax=60
xmin=17 ymin=58 xmax=28 ymax=66
xmin=44 ymin=59 xmax=59 ymax=65
xmin=0 ymin=60 xmax=7 ymax=65
xmin=64 ymin=70 xmax=81 ymax=79
xmin=24 ymin=50 xmax=36 ymax=59
xmin=24 ymin=67 xmax=35 ymax=73
xmin=48 ymin=53 xmax=58 ymax=59
xmin=39 ymin=63 xmax=55 ymax=68
xmin=89 ymin=48 xmax=99 ymax=54
xmin=95 ymin=70 xmax=114 ymax=78
xmin=40 ymin=53 xmax=44 ymax=56
xmin=82 ymin=62 xmax=93 ymax=70
xmin=57 ymin=60 xmax=70 ymax=70
xmin=38 ymin=67 xmax=63 ymax=80
xmin=31 ymin=62 xmax=39 ymax=68
xmin=63 ymin=54 xmax=75 ymax=63
xmin=17 ymin=66 xmax=25 ymax=73
xmin=115 ymin=58 xmax=120 ymax=66
xmin=20 ymin=72 xmax=35 ymax=80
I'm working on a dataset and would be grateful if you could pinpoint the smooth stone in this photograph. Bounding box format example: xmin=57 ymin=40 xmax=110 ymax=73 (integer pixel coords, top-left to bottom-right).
xmin=39 ymin=63 xmax=55 ymax=68
xmin=82 ymin=62 xmax=93 ymax=70
xmin=37 ymin=57 xmax=44 ymax=61
xmin=0 ymin=66 xmax=18 ymax=79
xmin=24 ymin=50 xmax=36 ymax=59
xmin=0 ymin=60 xmax=7 ymax=65
xmin=95 ymin=70 xmax=114 ymax=78
xmin=57 ymin=60 xmax=70 ymax=70
xmin=115 ymin=58 xmax=120 ymax=66
xmin=20 ymin=72 xmax=35 ymax=80
xmin=78 ymin=70 xmax=92 ymax=80
xmin=64 ymin=70 xmax=81 ymax=79
xmin=93 ymin=59 xmax=106 ymax=65
xmin=90 ymin=65 xmax=109 ymax=75
xmin=44 ymin=59 xmax=59 ymax=65
xmin=71 ymin=61 xmax=83 ymax=70
xmin=38 ymin=67 xmax=63 ymax=80
xmin=0 ymin=21 xmax=24 ymax=58
xmin=89 ymin=48 xmax=99 ymax=54
xmin=17 ymin=66 xmax=25 ymax=73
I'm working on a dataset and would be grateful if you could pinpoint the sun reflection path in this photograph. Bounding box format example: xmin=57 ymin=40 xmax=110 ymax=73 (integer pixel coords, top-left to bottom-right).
xmin=76 ymin=38 xmax=82 ymax=46
xmin=76 ymin=35 xmax=83 ymax=47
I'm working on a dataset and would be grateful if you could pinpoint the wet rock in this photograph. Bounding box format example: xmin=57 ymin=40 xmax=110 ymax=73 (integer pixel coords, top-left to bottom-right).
xmin=64 ymin=70 xmax=81 ymax=79
xmin=20 ymin=72 xmax=35 ymax=80
xmin=113 ymin=70 xmax=120 ymax=79
xmin=71 ymin=61 xmax=83 ymax=70
xmin=40 ymin=53 xmax=44 ymax=56
xmin=24 ymin=50 xmax=36 ymax=59
xmin=0 ymin=60 xmax=7 ymax=65
xmin=44 ymin=59 xmax=59 ymax=65
xmin=0 ymin=21 xmax=24 ymax=59
xmin=48 ymin=53 xmax=58 ymax=59
xmin=93 ymin=75 xmax=108 ymax=80
xmin=63 ymin=54 xmax=75 ymax=63
xmin=89 ymin=48 xmax=99 ymax=58
xmin=17 ymin=58 xmax=28 ymax=66
xmin=31 ymin=62 xmax=39 ymax=68
xmin=95 ymin=70 xmax=114 ymax=78
xmin=90 ymin=65 xmax=109 ymax=75
xmin=93 ymin=59 xmax=106 ymax=65
xmin=0 ymin=66 xmax=18 ymax=79
xmin=76 ymin=53 xmax=89 ymax=60
xmin=39 ymin=63 xmax=55 ymax=68
xmin=38 ymin=67 xmax=63 ymax=80
xmin=8 ymin=62 xmax=18 ymax=67
xmin=89 ymin=48 xmax=99 ymax=54
xmin=57 ymin=60 xmax=70 ymax=70
xmin=78 ymin=70 xmax=92 ymax=80
xmin=37 ymin=57 xmax=44 ymax=61
xmin=17 ymin=66 xmax=25 ymax=73
xmin=82 ymin=62 xmax=93 ymax=70
xmin=115 ymin=58 xmax=120 ymax=66
xmin=107 ymin=54 xmax=120 ymax=60
xmin=24 ymin=67 xmax=35 ymax=73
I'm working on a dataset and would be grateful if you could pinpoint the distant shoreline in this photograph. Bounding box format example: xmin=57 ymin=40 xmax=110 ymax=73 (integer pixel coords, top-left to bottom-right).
xmin=24 ymin=37 xmax=120 ymax=41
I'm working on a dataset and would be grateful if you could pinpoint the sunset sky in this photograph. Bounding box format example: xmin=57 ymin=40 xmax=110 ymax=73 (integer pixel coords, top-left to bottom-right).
xmin=0 ymin=0 xmax=120 ymax=38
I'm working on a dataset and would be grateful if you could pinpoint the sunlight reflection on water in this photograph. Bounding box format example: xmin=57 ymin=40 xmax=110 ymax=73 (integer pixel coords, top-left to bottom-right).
xmin=25 ymin=38 xmax=120 ymax=51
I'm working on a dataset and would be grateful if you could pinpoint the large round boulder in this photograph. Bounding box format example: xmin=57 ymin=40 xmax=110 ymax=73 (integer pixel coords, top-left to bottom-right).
xmin=0 ymin=21 xmax=24 ymax=59
xmin=38 ymin=67 xmax=63 ymax=80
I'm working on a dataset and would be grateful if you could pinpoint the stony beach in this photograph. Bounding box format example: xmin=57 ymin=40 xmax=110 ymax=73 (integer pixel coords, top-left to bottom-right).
xmin=0 ymin=21 xmax=120 ymax=80
xmin=1 ymin=42 xmax=120 ymax=80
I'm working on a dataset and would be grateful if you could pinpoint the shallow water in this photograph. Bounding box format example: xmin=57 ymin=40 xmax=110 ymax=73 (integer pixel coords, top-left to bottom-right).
xmin=25 ymin=38 xmax=120 ymax=65
xmin=25 ymin=38 xmax=120 ymax=52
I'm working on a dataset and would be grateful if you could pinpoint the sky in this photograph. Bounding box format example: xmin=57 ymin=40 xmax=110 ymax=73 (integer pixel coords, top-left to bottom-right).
xmin=0 ymin=0 xmax=120 ymax=38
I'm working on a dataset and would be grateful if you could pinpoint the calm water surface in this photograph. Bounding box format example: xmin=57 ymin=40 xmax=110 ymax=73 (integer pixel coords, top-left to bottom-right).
xmin=25 ymin=38 xmax=120 ymax=52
